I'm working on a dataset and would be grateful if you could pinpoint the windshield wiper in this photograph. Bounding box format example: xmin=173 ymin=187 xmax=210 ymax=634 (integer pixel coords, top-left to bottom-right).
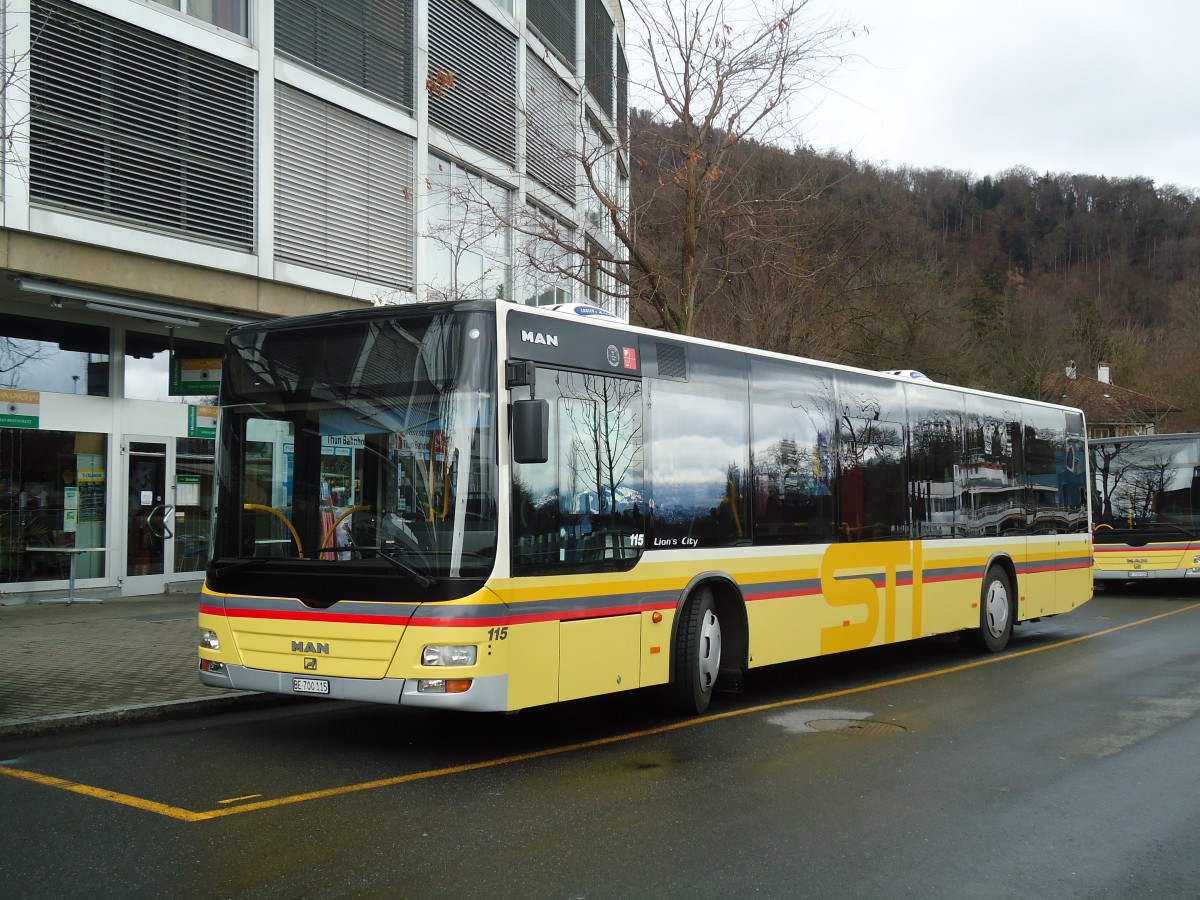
xmin=349 ymin=546 xmax=438 ymax=588
xmin=210 ymin=549 xmax=438 ymax=588
xmin=210 ymin=556 xmax=298 ymax=577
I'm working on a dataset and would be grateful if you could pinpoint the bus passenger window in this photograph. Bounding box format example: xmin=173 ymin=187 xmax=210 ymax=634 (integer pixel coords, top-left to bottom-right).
xmin=512 ymin=367 xmax=644 ymax=573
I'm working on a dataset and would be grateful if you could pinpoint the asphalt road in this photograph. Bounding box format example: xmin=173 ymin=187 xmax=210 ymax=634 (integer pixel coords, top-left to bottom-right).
xmin=3 ymin=587 xmax=1200 ymax=899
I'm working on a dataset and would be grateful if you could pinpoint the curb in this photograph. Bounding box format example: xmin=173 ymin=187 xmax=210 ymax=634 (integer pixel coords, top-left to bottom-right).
xmin=0 ymin=692 xmax=301 ymax=740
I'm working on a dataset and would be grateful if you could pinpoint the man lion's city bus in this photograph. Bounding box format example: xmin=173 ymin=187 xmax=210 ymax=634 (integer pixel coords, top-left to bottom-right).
xmin=1090 ymin=432 xmax=1200 ymax=583
xmin=198 ymin=300 xmax=1093 ymax=714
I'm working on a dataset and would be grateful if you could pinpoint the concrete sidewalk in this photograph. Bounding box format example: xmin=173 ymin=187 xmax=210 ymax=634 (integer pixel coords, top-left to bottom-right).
xmin=0 ymin=585 xmax=274 ymax=739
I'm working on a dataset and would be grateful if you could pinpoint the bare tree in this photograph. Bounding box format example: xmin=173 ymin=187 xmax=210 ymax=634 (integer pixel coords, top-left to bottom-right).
xmin=618 ymin=0 xmax=859 ymax=334
xmin=0 ymin=337 xmax=49 ymax=386
xmin=501 ymin=1 xmax=861 ymax=333
xmin=1 ymin=1 xmax=30 ymax=177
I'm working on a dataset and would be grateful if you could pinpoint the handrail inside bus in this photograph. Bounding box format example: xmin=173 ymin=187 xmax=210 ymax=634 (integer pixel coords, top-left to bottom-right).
xmin=243 ymin=503 xmax=305 ymax=558
xmin=319 ymin=505 xmax=372 ymax=554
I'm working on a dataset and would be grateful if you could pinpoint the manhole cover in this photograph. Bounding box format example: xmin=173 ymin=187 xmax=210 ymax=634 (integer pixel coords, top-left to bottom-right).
xmin=804 ymin=718 xmax=907 ymax=736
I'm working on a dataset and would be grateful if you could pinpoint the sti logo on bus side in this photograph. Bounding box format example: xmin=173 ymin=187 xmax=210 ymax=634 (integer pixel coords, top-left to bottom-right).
xmin=521 ymin=330 xmax=559 ymax=346
xmin=292 ymin=640 xmax=330 ymax=654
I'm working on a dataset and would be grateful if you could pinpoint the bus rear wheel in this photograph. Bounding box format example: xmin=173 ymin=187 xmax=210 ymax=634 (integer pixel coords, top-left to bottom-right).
xmin=974 ymin=566 xmax=1014 ymax=652
xmin=669 ymin=588 xmax=722 ymax=714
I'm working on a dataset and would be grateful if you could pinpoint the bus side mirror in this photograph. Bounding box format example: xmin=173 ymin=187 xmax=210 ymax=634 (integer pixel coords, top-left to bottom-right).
xmin=512 ymin=399 xmax=549 ymax=464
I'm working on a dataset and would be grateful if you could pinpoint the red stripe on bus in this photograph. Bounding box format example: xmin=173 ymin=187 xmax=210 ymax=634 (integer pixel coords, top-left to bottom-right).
xmin=201 ymin=601 xmax=676 ymax=629
xmin=200 ymin=604 xmax=411 ymax=627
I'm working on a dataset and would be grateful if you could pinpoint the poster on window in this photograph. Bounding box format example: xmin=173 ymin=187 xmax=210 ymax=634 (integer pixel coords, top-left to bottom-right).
xmin=0 ymin=389 xmax=39 ymax=428
xmin=78 ymin=482 xmax=105 ymax=525
xmin=77 ymin=454 xmax=106 ymax=524
xmin=63 ymin=486 xmax=79 ymax=533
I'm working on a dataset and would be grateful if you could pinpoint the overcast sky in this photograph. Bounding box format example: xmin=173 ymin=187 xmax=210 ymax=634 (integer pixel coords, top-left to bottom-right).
xmin=673 ymin=0 xmax=1200 ymax=191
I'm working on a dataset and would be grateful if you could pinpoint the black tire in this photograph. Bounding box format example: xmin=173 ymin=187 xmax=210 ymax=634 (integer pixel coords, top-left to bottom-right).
xmin=669 ymin=587 xmax=723 ymax=714
xmin=974 ymin=566 xmax=1014 ymax=652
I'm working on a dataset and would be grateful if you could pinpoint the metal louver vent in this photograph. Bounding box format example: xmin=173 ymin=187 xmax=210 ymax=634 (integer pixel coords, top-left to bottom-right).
xmin=276 ymin=0 xmax=415 ymax=112
xmin=617 ymin=45 xmax=629 ymax=145
xmin=656 ymin=342 xmax=687 ymax=380
xmin=428 ymin=0 xmax=518 ymax=165
xmin=29 ymin=0 xmax=254 ymax=248
xmin=526 ymin=52 xmax=578 ymax=203
xmin=585 ymin=0 xmax=614 ymax=117
xmin=275 ymin=85 xmax=416 ymax=288
xmin=527 ymin=0 xmax=576 ymax=72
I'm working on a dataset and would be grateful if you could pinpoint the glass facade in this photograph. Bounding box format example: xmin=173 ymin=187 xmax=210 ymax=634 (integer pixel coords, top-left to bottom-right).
xmin=124 ymin=332 xmax=223 ymax=404
xmin=175 ymin=437 xmax=215 ymax=574
xmin=0 ymin=308 xmax=221 ymax=592
xmin=0 ymin=313 xmax=110 ymax=396
xmin=0 ymin=429 xmax=108 ymax=584
xmin=522 ymin=206 xmax=576 ymax=306
xmin=424 ymin=155 xmax=513 ymax=302
xmin=151 ymin=0 xmax=249 ymax=36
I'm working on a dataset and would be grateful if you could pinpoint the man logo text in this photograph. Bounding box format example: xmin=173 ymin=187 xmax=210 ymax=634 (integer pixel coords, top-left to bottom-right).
xmin=292 ymin=641 xmax=330 ymax=654
xmin=521 ymin=330 xmax=559 ymax=346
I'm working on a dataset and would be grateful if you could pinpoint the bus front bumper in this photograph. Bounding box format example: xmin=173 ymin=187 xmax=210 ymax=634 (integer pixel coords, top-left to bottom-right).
xmin=199 ymin=662 xmax=510 ymax=712
xmin=1093 ymin=567 xmax=1200 ymax=581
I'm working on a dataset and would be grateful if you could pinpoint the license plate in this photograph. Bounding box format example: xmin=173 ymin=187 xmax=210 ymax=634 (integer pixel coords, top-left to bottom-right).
xmin=1128 ymin=570 xmax=1149 ymax=578
xmin=292 ymin=677 xmax=330 ymax=694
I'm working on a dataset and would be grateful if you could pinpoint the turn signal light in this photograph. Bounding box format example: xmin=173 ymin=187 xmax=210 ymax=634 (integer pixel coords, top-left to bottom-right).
xmin=417 ymin=678 xmax=473 ymax=694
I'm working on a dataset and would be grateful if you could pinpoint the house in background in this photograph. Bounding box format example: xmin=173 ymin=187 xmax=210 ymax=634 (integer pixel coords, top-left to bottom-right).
xmin=1048 ymin=361 xmax=1180 ymax=439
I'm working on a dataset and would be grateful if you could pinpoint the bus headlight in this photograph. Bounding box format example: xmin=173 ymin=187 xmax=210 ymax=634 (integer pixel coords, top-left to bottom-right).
xmin=200 ymin=629 xmax=220 ymax=651
xmin=422 ymin=645 xmax=478 ymax=667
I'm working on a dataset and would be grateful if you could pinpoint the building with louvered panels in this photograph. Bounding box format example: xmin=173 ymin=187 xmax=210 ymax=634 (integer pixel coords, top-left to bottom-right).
xmin=0 ymin=0 xmax=628 ymax=599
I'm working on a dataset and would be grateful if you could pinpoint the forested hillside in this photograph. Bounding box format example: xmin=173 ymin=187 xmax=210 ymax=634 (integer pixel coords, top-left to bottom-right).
xmin=627 ymin=114 xmax=1200 ymax=429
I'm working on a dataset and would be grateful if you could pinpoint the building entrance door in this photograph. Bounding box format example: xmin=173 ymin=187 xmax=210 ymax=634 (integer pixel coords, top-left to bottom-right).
xmin=122 ymin=436 xmax=175 ymax=596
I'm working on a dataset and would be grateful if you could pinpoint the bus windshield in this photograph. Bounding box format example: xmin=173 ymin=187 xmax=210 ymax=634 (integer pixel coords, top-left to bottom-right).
xmin=208 ymin=306 xmax=498 ymax=601
xmin=1091 ymin=435 xmax=1200 ymax=539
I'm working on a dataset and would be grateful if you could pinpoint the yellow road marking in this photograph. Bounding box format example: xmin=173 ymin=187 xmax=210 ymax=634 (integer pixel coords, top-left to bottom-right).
xmin=4 ymin=601 xmax=1198 ymax=822
xmin=0 ymin=765 xmax=205 ymax=822
xmin=218 ymin=794 xmax=263 ymax=804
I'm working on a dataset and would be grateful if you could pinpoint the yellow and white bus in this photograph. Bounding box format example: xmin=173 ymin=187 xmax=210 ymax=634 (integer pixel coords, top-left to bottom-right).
xmin=1090 ymin=432 xmax=1200 ymax=583
xmin=198 ymin=300 xmax=1093 ymax=714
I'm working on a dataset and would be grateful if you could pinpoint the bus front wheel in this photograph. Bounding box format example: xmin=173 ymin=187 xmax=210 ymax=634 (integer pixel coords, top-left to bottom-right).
xmin=669 ymin=587 xmax=722 ymax=714
xmin=974 ymin=566 xmax=1014 ymax=653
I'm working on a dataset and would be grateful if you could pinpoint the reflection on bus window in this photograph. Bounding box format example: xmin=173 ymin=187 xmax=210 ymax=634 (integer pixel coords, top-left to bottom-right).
xmin=648 ymin=346 xmax=749 ymax=548
xmin=513 ymin=368 xmax=644 ymax=572
xmin=835 ymin=373 xmax=906 ymax=541
xmin=751 ymin=359 xmax=836 ymax=544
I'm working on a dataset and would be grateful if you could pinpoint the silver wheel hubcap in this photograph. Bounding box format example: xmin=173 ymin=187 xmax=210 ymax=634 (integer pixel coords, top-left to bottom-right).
xmin=698 ymin=609 xmax=722 ymax=690
xmin=984 ymin=579 xmax=1010 ymax=638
